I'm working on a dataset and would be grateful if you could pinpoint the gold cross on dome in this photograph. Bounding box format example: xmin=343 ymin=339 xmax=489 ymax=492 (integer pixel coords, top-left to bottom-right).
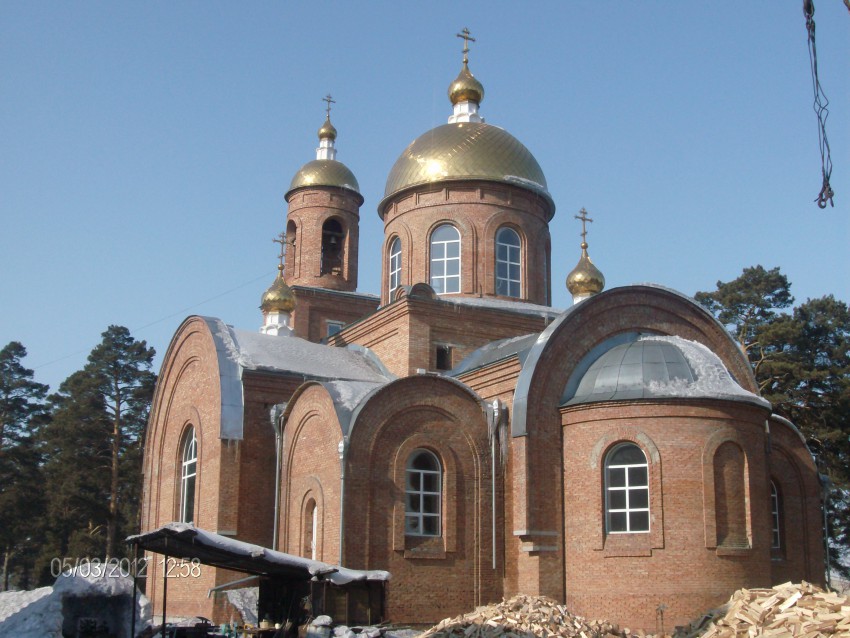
xmin=322 ymin=94 xmax=335 ymax=119
xmin=456 ymin=28 xmax=476 ymax=64
xmin=575 ymin=208 xmax=594 ymax=244
xmin=273 ymin=232 xmax=288 ymax=271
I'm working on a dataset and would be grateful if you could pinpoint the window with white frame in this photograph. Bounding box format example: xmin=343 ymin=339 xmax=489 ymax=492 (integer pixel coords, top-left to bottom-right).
xmin=405 ymin=450 xmax=441 ymax=536
xmin=180 ymin=427 xmax=197 ymax=524
xmin=770 ymin=481 xmax=781 ymax=550
xmin=605 ymin=443 xmax=649 ymax=533
xmin=430 ymin=225 xmax=460 ymax=294
xmin=495 ymin=227 xmax=521 ymax=298
xmin=388 ymin=237 xmax=402 ymax=296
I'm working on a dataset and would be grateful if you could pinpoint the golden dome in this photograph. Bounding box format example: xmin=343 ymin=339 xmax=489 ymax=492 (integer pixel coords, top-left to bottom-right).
xmin=286 ymin=159 xmax=362 ymax=202
xmin=318 ymin=117 xmax=337 ymax=141
xmin=380 ymin=122 xmax=553 ymax=218
xmin=261 ymin=271 xmax=295 ymax=313
xmin=448 ymin=63 xmax=484 ymax=105
xmin=566 ymin=243 xmax=605 ymax=296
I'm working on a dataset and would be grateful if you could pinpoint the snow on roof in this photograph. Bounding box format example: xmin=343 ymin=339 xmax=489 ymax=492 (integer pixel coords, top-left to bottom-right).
xmin=321 ymin=380 xmax=386 ymax=436
xmin=202 ymin=317 xmax=389 ymax=439
xmin=128 ymin=523 xmax=390 ymax=585
xmin=563 ymin=335 xmax=769 ymax=408
xmin=450 ymin=333 xmax=540 ymax=376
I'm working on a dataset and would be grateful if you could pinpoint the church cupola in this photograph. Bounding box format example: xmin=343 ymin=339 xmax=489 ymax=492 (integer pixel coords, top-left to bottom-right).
xmin=447 ymin=28 xmax=484 ymax=124
xmin=566 ymin=208 xmax=605 ymax=304
xmin=260 ymin=239 xmax=295 ymax=336
xmin=284 ymin=95 xmax=363 ymax=292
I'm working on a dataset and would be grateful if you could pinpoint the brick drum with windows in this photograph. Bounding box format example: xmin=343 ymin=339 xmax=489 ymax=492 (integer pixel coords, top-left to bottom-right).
xmin=140 ymin=40 xmax=824 ymax=631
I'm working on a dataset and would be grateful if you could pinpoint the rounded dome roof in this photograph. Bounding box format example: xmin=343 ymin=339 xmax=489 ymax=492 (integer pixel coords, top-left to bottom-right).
xmin=563 ymin=336 xmax=768 ymax=408
xmin=448 ymin=63 xmax=484 ymax=105
xmin=318 ymin=117 xmax=337 ymax=141
xmin=286 ymin=159 xmax=361 ymax=200
xmin=380 ymin=122 xmax=553 ymax=217
xmin=567 ymin=244 xmax=605 ymax=296
xmin=261 ymin=273 xmax=295 ymax=313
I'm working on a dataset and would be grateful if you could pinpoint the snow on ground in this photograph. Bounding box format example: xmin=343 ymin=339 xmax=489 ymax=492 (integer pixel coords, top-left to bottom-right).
xmin=0 ymin=569 xmax=150 ymax=638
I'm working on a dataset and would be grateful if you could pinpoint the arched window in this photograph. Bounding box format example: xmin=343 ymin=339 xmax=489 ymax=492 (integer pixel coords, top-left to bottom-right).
xmin=770 ymin=480 xmax=782 ymax=550
xmin=180 ymin=427 xmax=197 ymax=524
xmin=321 ymin=219 xmax=344 ymax=275
xmin=304 ymin=498 xmax=318 ymax=560
xmin=605 ymin=443 xmax=649 ymax=533
xmin=405 ymin=450 xmax=441 ymax=536
xmin=430 ymin=225 xmax=460 ymax=294
xmin=388 ymin=237 xmax=402 ymax=296
xmin=495 ymin=227 xmax=521 ymax=298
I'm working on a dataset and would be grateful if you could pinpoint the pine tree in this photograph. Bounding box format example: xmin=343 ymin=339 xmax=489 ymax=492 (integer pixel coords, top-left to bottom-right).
xmin=0 ymin=342 xmax=48 ymax=590
xmin=85 ymin=326 xmax=155 ymax=558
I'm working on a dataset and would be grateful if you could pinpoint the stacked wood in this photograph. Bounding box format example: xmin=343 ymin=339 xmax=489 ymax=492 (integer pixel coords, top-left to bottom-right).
xmin=419 ymin=594 xmax=631 ymax=638
xmin=681 ymin=581 xmax=850 ymax=637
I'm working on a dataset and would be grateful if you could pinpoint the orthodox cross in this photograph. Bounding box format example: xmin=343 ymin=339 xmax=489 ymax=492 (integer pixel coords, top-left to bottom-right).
xmin=272 ymin=232 xmax=288 ymax=272
xmin=322 ymin=94 xmax=335 ymax=119
xmin=575 ymin=207 xmax=593 ymax=244
xmin=456 ymin=28 xmax=475 ymax=64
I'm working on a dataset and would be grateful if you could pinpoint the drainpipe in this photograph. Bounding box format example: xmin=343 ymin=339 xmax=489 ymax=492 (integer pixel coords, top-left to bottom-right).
xmin=338 ymin=438 xmax=347 ymax=565
xmin=270 ymin=403 xmax=287 ymax=550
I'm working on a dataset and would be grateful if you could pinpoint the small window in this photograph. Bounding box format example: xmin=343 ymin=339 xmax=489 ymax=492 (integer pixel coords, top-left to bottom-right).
xmin=435 ymin=345 xmax=452 ymax=371
xmin=430 ymin=224 xmax=461 ymax=294
xmin=180 ymin=427 xmax=197 ymax=524
xmin=304 ymin=498 xmax=318 ymax=560
xmin=405 ymin=450 xmax=441 ymax=536
xmin=388 ymin=237 xmax=402 ymax=296
xmin=605 ymin=443 xmax=649 ymax=534
xmin=770 ymin=481 xmax=782 ymax=550
xmin=327 ymin=321 xmax=344 ymax=337
xmin=495 ymin=227 xmax=521 ymax=298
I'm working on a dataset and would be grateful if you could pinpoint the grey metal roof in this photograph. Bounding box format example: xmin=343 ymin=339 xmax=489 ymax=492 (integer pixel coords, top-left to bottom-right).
xmin=450 ymin=333 xmax=540 ymax=376
xmin=562 ymin=335 xmax=768 ymax=407
xmin=440 ymin=295 xmax=563 ymax=321
xmin=201 ymin=316 xmax=389 ymax=439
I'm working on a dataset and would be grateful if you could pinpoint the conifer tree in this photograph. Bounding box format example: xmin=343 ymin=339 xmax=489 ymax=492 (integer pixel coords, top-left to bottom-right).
xmin=0 ymin=342 xmax=48 ymax=590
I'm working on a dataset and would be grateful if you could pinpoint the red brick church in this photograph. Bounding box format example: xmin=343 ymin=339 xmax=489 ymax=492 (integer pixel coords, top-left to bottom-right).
xmin=139 ymin=37 xmax=824 ymax=631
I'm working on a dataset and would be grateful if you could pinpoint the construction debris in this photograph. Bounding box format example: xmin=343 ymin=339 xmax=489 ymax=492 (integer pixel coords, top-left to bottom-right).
xmin=417 ymin=583 xmax=850 ymax=638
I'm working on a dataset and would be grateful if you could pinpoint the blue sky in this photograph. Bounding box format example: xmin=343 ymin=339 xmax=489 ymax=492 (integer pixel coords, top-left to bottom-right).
xmin=2 ymin=2 xmax=848 ymax=393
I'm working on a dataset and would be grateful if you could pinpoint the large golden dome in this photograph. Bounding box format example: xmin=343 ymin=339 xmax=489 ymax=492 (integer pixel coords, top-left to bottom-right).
xmin=286 ymin=159 xmax=362 ymax=202
xmin=379 ymin=122 xmax=553 ymax=217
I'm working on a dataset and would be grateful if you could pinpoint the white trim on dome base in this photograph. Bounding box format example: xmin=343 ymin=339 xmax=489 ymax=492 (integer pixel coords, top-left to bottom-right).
xmin=448 ymin=100 xmax=484 ymax=124
xmin=316 ymin=137 xmax=337 ymax=161
xmin=260 ymin=311 xmax=293 ymax=337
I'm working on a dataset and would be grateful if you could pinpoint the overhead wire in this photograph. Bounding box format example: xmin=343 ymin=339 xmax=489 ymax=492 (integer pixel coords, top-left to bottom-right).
xmin=803 ymin=0 xmax=835 ymax=208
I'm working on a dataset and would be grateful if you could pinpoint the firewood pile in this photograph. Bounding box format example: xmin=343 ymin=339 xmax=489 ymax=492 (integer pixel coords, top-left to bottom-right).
xmin=684 ymin=581 xmax=850 ymax=637
xmin=417 ymin=583 xmax=850 ymax=638
xmin=419 ymin=594 xmax=635 ymax=638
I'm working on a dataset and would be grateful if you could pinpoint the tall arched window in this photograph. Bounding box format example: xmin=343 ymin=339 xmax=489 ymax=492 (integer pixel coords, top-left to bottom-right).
xmin=388 ymin=237 xmax=402 ymax=296
xmin=430 ymin=225 xmax=460 ymax=294
xmin=321 ymin=219 xmax=344 ymax=275
xmin=605 ymin=443 xmax=649 ymax=533
xmin=180 ymin=427 xmax=197 ymax=524
xmin=304 ymin=498 xmax=318 ymax=560
xmin=405 ymin=450 xmax=441 ymax=536
xmin=495 ymin=227 xmax=521 ymax=298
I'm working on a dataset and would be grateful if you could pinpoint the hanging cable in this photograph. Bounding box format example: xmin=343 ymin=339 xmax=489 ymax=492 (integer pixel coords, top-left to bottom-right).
xmin=803 ymin=0 xmax=835 ymax=208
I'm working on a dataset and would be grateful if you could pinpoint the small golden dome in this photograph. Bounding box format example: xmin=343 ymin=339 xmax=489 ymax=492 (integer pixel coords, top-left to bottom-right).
xmin=286 ymin=159 xmax=362 ymax=201
xmin=318 ymin=117 xmax=337 ymax=141
xmin=261 ymin=270 xmax=295 ymax=313
xmin=567 ymin=243 xmax=605 ymax=296
xmin=448 ymin=63 xmax=485 ymax=105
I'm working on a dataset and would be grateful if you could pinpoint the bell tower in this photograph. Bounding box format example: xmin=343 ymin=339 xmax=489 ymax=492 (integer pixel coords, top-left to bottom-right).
xmin=284 ymin=96 xmax=363 ymax=292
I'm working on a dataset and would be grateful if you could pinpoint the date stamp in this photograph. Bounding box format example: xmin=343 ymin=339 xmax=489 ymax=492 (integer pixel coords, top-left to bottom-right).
xmin=50 ymin=557 xmax=202 ymax=579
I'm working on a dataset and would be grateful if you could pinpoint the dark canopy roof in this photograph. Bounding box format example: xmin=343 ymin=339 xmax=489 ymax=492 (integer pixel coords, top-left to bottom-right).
xmin=127 ymin=523 xmax=389 ymax=585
